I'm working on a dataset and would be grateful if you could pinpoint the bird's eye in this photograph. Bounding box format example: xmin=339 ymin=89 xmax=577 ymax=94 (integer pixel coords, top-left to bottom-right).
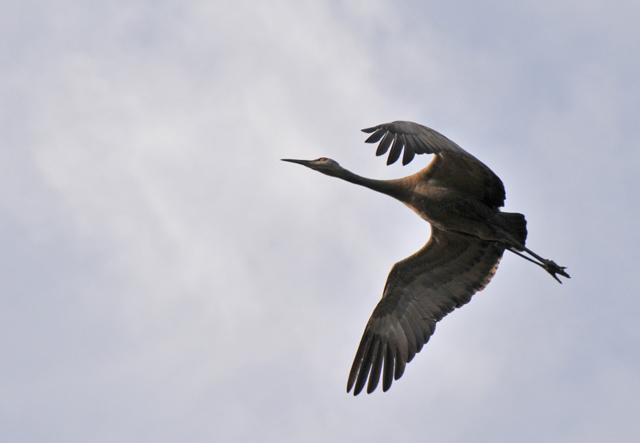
xmin=317 ymin=157 xmax=328 ymax=162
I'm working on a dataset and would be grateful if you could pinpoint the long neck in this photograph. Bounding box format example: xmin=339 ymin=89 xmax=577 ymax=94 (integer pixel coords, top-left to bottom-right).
xmin=335 ymin=168 xmax=409 ymax=201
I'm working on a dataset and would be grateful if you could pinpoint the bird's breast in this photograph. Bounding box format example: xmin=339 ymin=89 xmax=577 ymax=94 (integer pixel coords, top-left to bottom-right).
xmin=405 ymin=183 xmax=496 ymax=232
xmin=404 ymin=184 xmax=458 ymax=228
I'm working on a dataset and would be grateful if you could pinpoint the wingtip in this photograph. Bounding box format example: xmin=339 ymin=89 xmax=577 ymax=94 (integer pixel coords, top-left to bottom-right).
xmin=347 ymin=384 xmax=363 ymax=396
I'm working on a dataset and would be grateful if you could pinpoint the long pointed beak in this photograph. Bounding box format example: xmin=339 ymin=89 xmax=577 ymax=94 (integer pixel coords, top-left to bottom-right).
xmin=281 ymin=158 xmax=313 ymax=166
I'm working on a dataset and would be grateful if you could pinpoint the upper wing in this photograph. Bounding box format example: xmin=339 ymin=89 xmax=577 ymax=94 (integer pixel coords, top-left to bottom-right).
xmin=362 ymin=120 xmax=505 ymax=208
xmin=346 ymin=228 xmax=505 ymax=395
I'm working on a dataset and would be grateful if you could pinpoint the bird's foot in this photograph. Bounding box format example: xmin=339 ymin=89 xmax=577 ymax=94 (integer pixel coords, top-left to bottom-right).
xmin=543 ymin=259 xmax=570 ymax=284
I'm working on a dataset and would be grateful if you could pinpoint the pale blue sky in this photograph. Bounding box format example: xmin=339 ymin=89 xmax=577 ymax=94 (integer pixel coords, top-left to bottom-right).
xmin=2 ymin=1 xmax=639 ymax=442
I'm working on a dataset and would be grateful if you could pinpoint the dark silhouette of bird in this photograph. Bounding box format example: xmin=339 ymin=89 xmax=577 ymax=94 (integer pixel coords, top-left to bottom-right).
xmin=282 ymin=120 xmax=569 ymax=396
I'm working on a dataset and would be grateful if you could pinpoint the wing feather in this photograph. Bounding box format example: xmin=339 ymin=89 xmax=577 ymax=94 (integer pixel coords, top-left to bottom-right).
xmin=376 ymin=131 xmax=393 ymax=156
xmin=365 ymin=128 xmax=386 ymax=144
xmin=382 ymin=345 xmax=395 ymax=391
xmin=387 ymin=135 xmax=404 ymax=165
xmin=367 ymin=341 xmax=385 ymax=394
xmin=347 ymin=228 xmax=504 ymax=395
xmin=361 ymin=121 xmax=506 ymax=208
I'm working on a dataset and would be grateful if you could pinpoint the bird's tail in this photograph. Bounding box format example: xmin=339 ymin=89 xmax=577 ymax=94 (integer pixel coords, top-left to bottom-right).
xmin=497 ymin=212 xmax=528 ymax=248
xmin=498 ymin=213 xmax=570 ymax=283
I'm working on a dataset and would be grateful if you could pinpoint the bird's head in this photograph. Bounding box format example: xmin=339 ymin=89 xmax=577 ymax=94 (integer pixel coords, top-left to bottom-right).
xmin=281 ymin=157 xmax=343 ymax=177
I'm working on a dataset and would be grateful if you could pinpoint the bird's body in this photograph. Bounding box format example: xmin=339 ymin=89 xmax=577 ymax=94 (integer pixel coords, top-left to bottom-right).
xmin=397 ymin=172 xmax=519 ymax=245
xmin=283 ymin=120 xmax=569 ymax=395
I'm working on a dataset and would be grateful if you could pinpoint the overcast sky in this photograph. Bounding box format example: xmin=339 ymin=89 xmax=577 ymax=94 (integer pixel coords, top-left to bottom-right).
xmin=2 ymin=1 xmax=640 ymax=442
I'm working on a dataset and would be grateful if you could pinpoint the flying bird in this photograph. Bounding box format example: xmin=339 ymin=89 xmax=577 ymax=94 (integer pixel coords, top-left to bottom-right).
xmin=282 ymin=120 xmax=569 ymax=396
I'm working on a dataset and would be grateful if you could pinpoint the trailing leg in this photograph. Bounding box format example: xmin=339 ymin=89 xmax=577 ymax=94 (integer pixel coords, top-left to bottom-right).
xmin=508 ymin=246 xmax=570 ymax=283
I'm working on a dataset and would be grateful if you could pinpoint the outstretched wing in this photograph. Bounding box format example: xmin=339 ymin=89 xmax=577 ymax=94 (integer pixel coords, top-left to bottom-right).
xmin=362 ymin=120 xmax=505 ymax=208
xmin=347 ymin=228 xmax=505 ymax=395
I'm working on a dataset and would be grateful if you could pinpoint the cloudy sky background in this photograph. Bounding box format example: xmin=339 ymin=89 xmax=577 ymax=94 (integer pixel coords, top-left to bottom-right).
xmin=2 ymin=1 xmax=639 ymax=441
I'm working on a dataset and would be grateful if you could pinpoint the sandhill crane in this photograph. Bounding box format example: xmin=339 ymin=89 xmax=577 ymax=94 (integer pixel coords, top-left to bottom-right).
xmin=282 ymin=120 xmax=569 ymax=396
